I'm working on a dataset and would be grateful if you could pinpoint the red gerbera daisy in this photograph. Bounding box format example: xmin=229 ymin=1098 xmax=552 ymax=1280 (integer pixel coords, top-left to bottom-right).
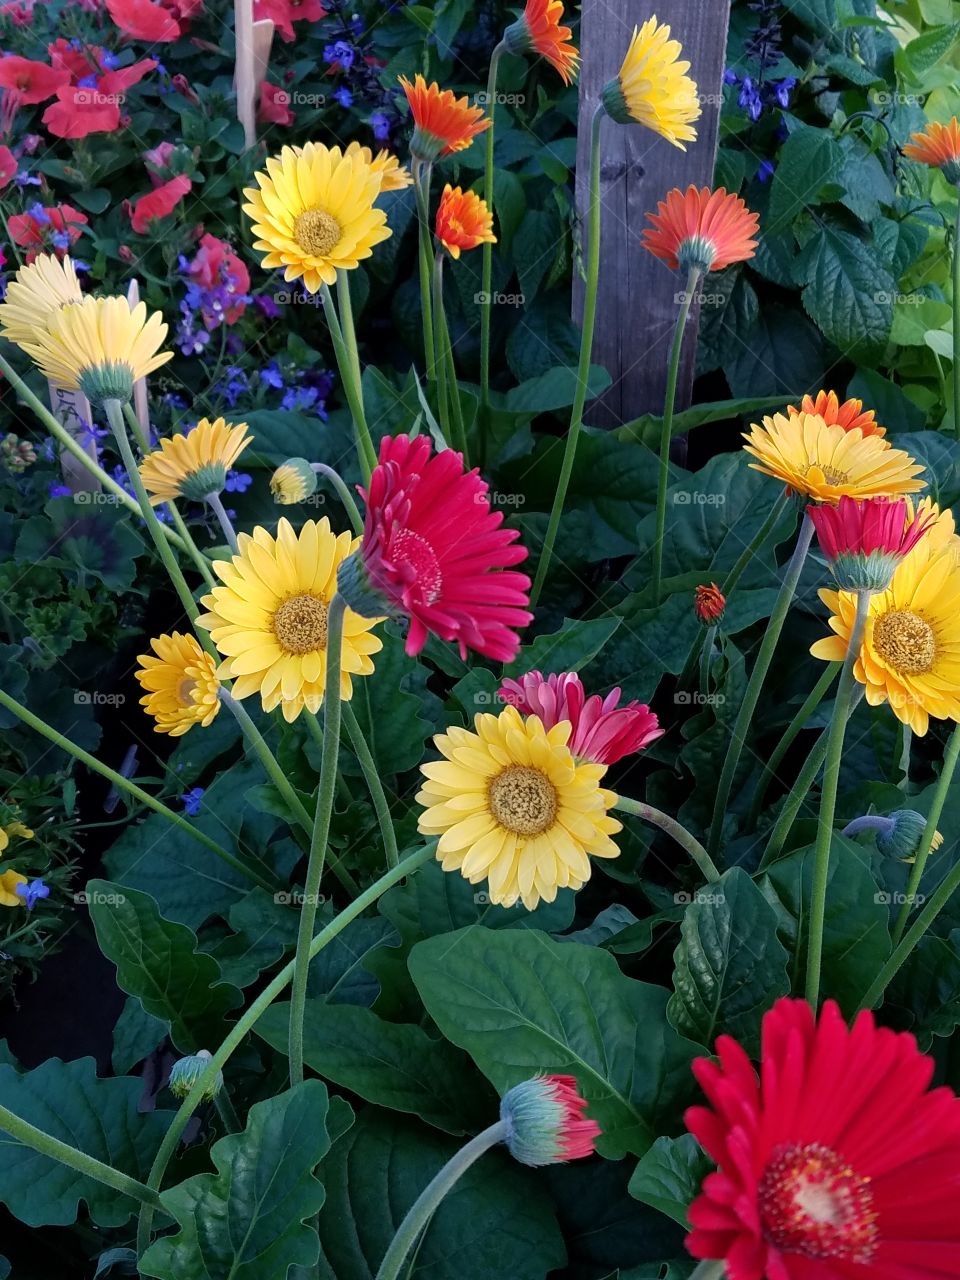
xmin=399 ymin=74 xmax=490 ymax=162
xmin=685 ymin=997 xmax=960 ymax=1279
xmin=641 ymin=185 xmax=759 ymax=273
xmin=498 ymin=670 xmax=662 ymax=764
xmin=0 ymin=56 xmax=69 ymax=105
xmin=807 ymin=495 xmax=935 ymax=591
xmin=338 ymin=434 xmax=532 ymax=662
xmin=788 ymin=390 xmax=885 ymax=438
xmin=503 ymin=0 xmax=579 ymax=85
xmin=107 ymin=0 xmax=182 ymax=41
xmin=128 ymin=174 xmax=192 ymax=234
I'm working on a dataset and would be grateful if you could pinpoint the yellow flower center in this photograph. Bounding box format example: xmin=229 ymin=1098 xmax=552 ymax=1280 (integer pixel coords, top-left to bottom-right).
xmin=293 ymin=208 xmax=342 ymax=257
xmin=177 ymin=677 xmax=198 ymax=705
xmin=872 ymin=608 xmax=936 ymax=675
xmin=489 ymin=765 xmax=558 ymax=836
xmin=273 ymin=594 xmax=329 ymax=655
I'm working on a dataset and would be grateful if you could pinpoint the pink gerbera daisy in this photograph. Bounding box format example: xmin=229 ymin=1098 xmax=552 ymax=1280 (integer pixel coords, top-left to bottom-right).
xmin=500 ymin=1074 xmax=601 ymax=1166
xmin=498 ymin=670 xmax=662 ymax=764
xmin=808 ymin=495 xmax=935 ymax=591
xmin=685 ymin=997 xmax=960 ymax=1279
xmin=338 ymin=434 xmax=532 ymax=661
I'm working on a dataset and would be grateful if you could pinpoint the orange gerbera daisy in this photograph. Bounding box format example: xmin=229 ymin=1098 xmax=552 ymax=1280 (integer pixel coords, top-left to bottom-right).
xmin=640 ymin=186 xmax=759 ymax=273
xmin=435 ymin=185 xmax=496 ymax=259
xmin=904 ymin=117 xmax=960 ymax=184
xmin=787 ymin=390 xmax=885 ymax=438
xmin=399 ymin=74 xmax=490 ymax=163
xmin=504 ymin=0 xmax=579 ymax=85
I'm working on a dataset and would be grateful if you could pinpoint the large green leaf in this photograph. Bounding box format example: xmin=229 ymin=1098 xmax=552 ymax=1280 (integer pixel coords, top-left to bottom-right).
xmin=14 ymin=497 xmax=145 ymax=590
xmin=885 ymin=928 xmax=960 ymax=1048
xmin=768 ymin=124 xmax=844 ymax=225
xmin=0 ymin=1058 xmax=171 ymax=1228
xmin=254 ymin=1001 xmax=495 ymax=1135
xmin=629 ymin=1134 xmax=712 ymax=1227
xmin=504 ymin=615 xmax=621 ymax=679
xmin=409 ymin=928 xmax=701 ymax=1159
xmin=88 ymin=880 xmax=242 ymax=1053
xmin=140 ymin=1081 xmax=345 ymax=1280
xmin=315 ymin=1108 xmax=566 ymax=1280
xmin=797 ymin=222 xmax=895 ymax=363
xmin=667 ymin=868 xmax=790 ymax=1056
xmin=348 ymin=624 xmax=442 ymax=777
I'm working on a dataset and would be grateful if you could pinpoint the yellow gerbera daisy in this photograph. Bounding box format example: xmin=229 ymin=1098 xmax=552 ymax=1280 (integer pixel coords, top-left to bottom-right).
xmin=417 ymin=705 xmax=622 ymax=910
xmin=602 ymin=17 xmax=701 ymax=149
xmin=139 ymin=418 xmax=252 ymax=504
xmin=242 ymin=143 xmax=391 ymax=294
xmin=135 ymin=632 xmax=221 ymax=736
xmin=0 ymin=821 xmax=33 ymax=855
xmin=20 ymin=295 xmax=172 ymax=408
xmin=197 ymin=517 xmax=384 ymax=722
xmin=0 ymin=870 xmax=28 ymax=908
xmin=0 ymin=253 xmax=83 ymax=348
xmin=742 ymin=412 xmax=925 ymax=503
xmin=345 ymin=141 xmax=412 ymax=192
xmin=811 ymin=542 xmax=960 ymax=735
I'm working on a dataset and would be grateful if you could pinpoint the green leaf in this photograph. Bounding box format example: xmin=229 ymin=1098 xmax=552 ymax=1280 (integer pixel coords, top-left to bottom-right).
xmin=501 ymin=364 xmax=612 ymax=414
xmin=797 ymin=222 xmax=895 ymax=362
xmin=316 ymin=1109 xmax=566 ymax=1280
xmin=307 ymin=915 xmax=398 ymax=1005
xmin=254 ymin=1001 xmax=495 ymax=1135
xmin=0 ymin=1058 xmax=171 ymax=1228
xmin=667 ymin=869 xmax=790 ymax=1056
xmin=886 ymin=928 xmax=960 ymax=1048
xmin=616 ymin=394 xmax=788 ymax=450
xmin=349 ymin=624 xmax=441 ymax=777
xmin=409 ymin=928 xmax=701 ymax=1159
xmin=725 ymin=304 xmax=827 ymax=398
xmin=140 ymin=1081 xmax=346 ymax=1280
xmin=629 ymin=1134 xmax=712 ymax=1226
xmin=504 ymin=615 xmax=621 ymax=679
xmin=88 ymin=880 xmax=242 ymax=1053
xmin=768 ymin=125 xmax=844 ymax=225
xmin=15 ymin=498 xmax=145 ymax=590
xmin=111 ymin=997 xmax=167 ymax=1075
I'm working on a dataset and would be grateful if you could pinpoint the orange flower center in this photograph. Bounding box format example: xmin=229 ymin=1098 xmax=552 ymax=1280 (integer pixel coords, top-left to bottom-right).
xmin=293 ymin=208 xmax=341 ymax=257
xmin=872 ymin=608 xmax=936 ymax=675
xmin=489 ymin=765 xmax=557 ymax=835
xmin=273 ymin=593 xmax=329 ymax=654
xmin=177 ymin=676 xmax=198 ymax=705
xmin=759 ymin=1143 xmax=878 ymax=1263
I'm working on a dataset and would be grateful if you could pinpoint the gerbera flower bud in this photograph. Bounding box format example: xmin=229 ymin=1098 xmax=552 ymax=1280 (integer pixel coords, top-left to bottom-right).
xmin=694 ymin=583 xmax=726 ymax=625
xmin=641 ymin=187 xmax=759 ymax=275
xmin=498 ymin=670 xmax=662 ymax=765
xmin=904 ymin=116 xmax=960 ymax=186
xmin=398 ymin=74 xmax=490 ymax=163
xmin=872 ymin=809 xmax=944 ymax=862
xmin=139 ymin=418 xmax=251 ymax=504
xmin=500 ymin=1074 xmax=600 ymax=1166
xmin=435 ymin=185 xmax=496 ymax=259
xmin=807 ymin=495 xmax=935 ymax=591
xmin=270 ymin=458 xmax=318 ymax=505
xmin=601 ymin=17 xmax=700 ymax=148
xmin=168 ymin=1049 xmax=222 ymax=1101
xmin=503 ymin=0 xmax=579 ymax=85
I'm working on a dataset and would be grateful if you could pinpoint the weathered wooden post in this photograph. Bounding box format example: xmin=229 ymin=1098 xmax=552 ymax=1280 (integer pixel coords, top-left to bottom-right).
xmin=234 ymin=0 xmax=274 ymax=150
xmin=574 ymin=0 xmax=730 ymax=425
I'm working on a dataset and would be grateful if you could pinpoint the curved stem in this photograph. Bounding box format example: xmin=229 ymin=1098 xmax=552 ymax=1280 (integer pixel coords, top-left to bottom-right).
xmin=311 ymin=462 xmax=364 ymax=535
xmin=375 ymin=1122 xmax=507 ymax=1280
xmin=615 ymin=796 xmax=721 ymax=884
xmin=342 ymin=701 xmax=399 ymax=869
xmin=479 ymin=39 xmax=506 ymax=415
xmin=135 ymin=844 xmax=435 ymax=1258
xmin=0 ymin=686 xmax=274 ymax=891
xmin=530 ymin=102 xmax=604 ymax=608
xmin=892 ymin=722 xmax=960 ymax=945
xmin=747 ymin=662 xmax=840 ymax=828
xmin=288 ymin=594 xmax=346 ymax=1086
xmin=320 ymin=281 xmax=376 ymax=483
xmin=204 ymin=490 xmax=239 ymax=554
xmin=652 ymin=266 xmax=700 ymax=606
xmin=841 ymin=814 xmax=890 ymax=839
xmin=0 ymin=1102 xmax=163 ymax=1210
xmin=707 ymin=514 xmax=815 ymax=859
xmin=805 ymin=590 xmax=870 ymax=1008
xmin=412 ymin=159 xmax=436 ymax=379
xmin=953 ymin=189 xmax=960 ymax=439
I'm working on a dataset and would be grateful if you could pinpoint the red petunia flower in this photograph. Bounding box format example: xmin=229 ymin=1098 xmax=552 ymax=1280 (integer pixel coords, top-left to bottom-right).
xmin=254 ymin=0 xmax=326 ymax=42
xmin=186 ymin=233 xmax=250 ymax=325
xmin=641 ymin=185 xmax=760 ymax=273
xmin=498 ymin=670 xmax=662 ymax=765
xmin=42 ymin=59 xmax=155 ymax=139
xmin=0 ymin=145 xmax=16 ymax=190
xmin=694 ymin=582 xmax=726 ymax=624
xmin=788 ymin=390 xmax=885 ymax=438
xmin=339 ymin=434 xmax=532 ymax=662
xmin=9 ymin=203 xmax=88 ymax=261
xmin=501 ymin=1074 xmax=601 ymax=1166
xmin=0 ymin=56 xmax=69 ymax=105
xmin=258 ymin=80 xmax=294 ymax=125
xmin=807 ymin=495 xmax=935 ymax=591
xmin=685 ymin=997 xmax=960 ymax=1279
xmin=128 ymin=174 xmax=191 ymax=234
xmin=107 ymin=0 xmax=182 ymax=41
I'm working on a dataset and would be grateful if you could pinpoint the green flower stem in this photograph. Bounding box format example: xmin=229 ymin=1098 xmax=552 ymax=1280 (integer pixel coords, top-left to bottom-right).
xmin=435 ymin=255 xmax=469 ymax=461
xmin=479 ymin=38 xmax=507 ymax=415
xmin=342 ymin=701 xmax=399 ymax=869
xmin=310 ymin=462 xmax=364 ymax=535
xmin=412 ymin=159 xmax=436 ymax=379
xmin=953 ymin=189 xmax=960 ymax=440
xmin=0 ymin=1102 xmax=163 ymax=1210
xmin=892 ymin=722 xmax=960 ymax=946
xmin=530 ymin=101 xmax=605 ymax=609
xmin=804 ymin=590 xmax=871 ymax=1008
xmin=747 ymin=662 xmax=840 ymax=829
xmin=431 ymin=252 xmax=453 ymax=447
xmin=299 ymin=711 xmax=364 ymax=898
xmin=320 ymin=280 xmax=377 ymax=483
xmin=699 ymin=623 xmax=717 ymax=696
xmin=0 ymin=352 xmax=189 ymax=554
xmin=689 ymin=1264 xmax=726 ymax=1280
xmin=375 ymin=1121 xmax=508 ymax=1280
xmin=337 ymin=270 xmax=364 ymax=390
xmin=288 ymin=593 xmax=346 ymax=1086
xmin=707 ymin=514 xmax=816 ymax=859
xmin=121 ymin=398 xmax=151 ymax=452
xmin=219 ymin=690 xmax=310 ymax=833
xmin=0 ymin=686 xmax=275 ymax=892
xmin=615 ymin=796 xmax=721 ymax=884
xmin=135 ymin=844 xmax=434 ymax=1259
xmin=652 ymin=265 xmax=700 ymax=607
xmin=204 ymin=490 xmax=239 ymax=554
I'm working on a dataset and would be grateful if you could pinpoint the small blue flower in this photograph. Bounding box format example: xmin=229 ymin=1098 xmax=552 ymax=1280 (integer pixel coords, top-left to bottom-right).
xmin=370 ymin=111 xmax=390 ymax=141
xmin=14 ymin=172 xmax=41 ymax=189
xmin=101 ymin=50 xmax=120 ymax=70
xmin=334 ymin=87 xmax=354 ymax=109
xmin=181 ymin=787 xmax=205 ymax=817
xmin=757 ymin=158 xmax=775 ymax=184
xmin=51 ymin=231 xmax=70 ymax=251
xmin=260 ymin=361 xmax=285 ymax=390
xmin=28 ymin=202 xmax=50 ymax=225
xmin=16 ymin=879 xmax=50 ymax=911
xmin=723 ymin=68 xmax=739 ymax=86
xmin=738 ymin=77 xmax=763 ymax=122
xmin=225 ymin=470 xmax=252 ymax=494
xmin=772 ymin=77 xmax=796 ymax=109
xmin=323 ymin=41 xmax=355 ymax=68
xmin=49 ymin=482 xmax=72 ymax=498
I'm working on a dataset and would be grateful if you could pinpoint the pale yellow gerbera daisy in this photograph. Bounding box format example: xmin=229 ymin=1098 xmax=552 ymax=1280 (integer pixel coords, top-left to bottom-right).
xmin=742 ymin=412 xmax=925 ymax=503
xmin=417 ymin=705 xmax=622 ymax=910
xmin=0 ymin=253 xmax=83 ymax=348
xmin=19 ymin=295 xmax=172 ymax=408
xmin=345 ymin=141 xmax=412 ymax=192
xmin=135 ymin=632 xmax=221 ymax=736
xmin=602 ymin=17 xmax=701 ymax=149
xmin=242 ymin=143 xmax=391 ymax=294
xmin=139 ymin=418 xmax=251 ymax=504
xmin=197 ymin=517 xmax=384 ymax=722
